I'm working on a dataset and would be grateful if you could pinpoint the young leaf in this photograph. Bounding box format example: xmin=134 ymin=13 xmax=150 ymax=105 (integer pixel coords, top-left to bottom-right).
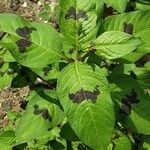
xmin=57 ymin=61 xmax=114 ymax=150
xmin=92 ymin=31 xmax=141 ymax=59
xmin=0 ymin=13 xmax=63 ymax=68
xmin=104 ymin=10 xmax=150 ymax=62
xmin=104 ymin=11 xmax=150 ymax=33
xmin=103 ymin=0 xmax=128 ymax=13
xmin=59 ymin=0 xmax=104 ymax=48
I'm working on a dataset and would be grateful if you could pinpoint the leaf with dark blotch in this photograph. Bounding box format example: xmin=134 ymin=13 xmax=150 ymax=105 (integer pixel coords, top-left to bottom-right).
xmin=69 ymin=86 xmax=100 ymax=103
xmin=135 ymin=53 xmax=150 ymax=67
xmin=16 ymin=26 xmax=37 ymax=39
xmin=126 ymin=90 xmax=140 ymax=104
xmin=20 ymin=101 xmax=28 ymax=110
xmin=33 ymin=104 xmax=51 ymax=121
xmin=77 ymin=10 xmax=88 ymax=20
xmin=43 ymin=64 xmax=52 ymax=76
xmin=65 ymin=7 xmax=76 ymax=20
xmin=123 ymin=23 xmax=133 ymax=34
xmin=34 ymin=104 xmax=40 ymax=111
xmin=119 ymin=90 xmax=139 ymax=116
xmin=68 ymin=48 xmax=75 ymax=54
xmin=65 ymin=7 xmax=88 ymax=21
xmin=33 ymin=105 xmax=41 ymax=115
xmin=16 ymin=39 xmax=32 ymax=53
xmin=41 ymin=109 xmax=52 ymax=122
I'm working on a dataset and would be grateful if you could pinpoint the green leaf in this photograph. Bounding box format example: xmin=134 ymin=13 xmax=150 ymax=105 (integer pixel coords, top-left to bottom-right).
xmin=60 ymin=122 xmax=79 ymax=141
xmin=59 ymin=0 xmax=104 ymax=48
xmin=0 ymin=130 xmax=15 ymax=145
xmin=15 ymin=89 xmax=64 ymax=143
xmin=135 ymin=28 xmax=150 ymax=51
xmin=135 ymin=1 xmax=150 ymax=10
xmin=113 ymin=133 xmax=131 ymax=150
xmin=0 ymin=142 xmax=11 ymax=150
xmin=0 ymin=13 xmax=63 ymax=68
xmin=103 ymin=0 xmax=127 ymax=13
xmin=104 ymin=10 xmax=150 ymax=62
xmin=92 ymin=31 xmax=141 ymax=59
xmin=31 ymin=63 xmax=60 ymax=81
xmin=104 ymin=11 xmax=150 ymax=33
xmin=145 ymin=62 xmax=150 ymax=70
xmin=0 ymin=63 xmax=15 ymax=90
xmin=57 ymin=61 xmax=114 ymax=150
xmin=143 ymin=136 xmax=150 ymax=150
xmin=111 ymin=63 xmax=150 ymax=88
xmin=109 ymin=75 xmax=150 ymax=135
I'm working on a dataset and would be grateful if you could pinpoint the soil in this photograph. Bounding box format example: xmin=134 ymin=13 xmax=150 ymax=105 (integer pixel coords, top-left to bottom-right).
xmin=0 ymin=0 xmax=56 ymax=20
xmin=0 ymin=0 xmax=57 ymax=129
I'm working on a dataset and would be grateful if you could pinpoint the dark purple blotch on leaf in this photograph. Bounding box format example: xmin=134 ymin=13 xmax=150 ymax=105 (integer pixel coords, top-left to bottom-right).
xmin=65 ymin=7 xmax=76 ymax=20
xmin=119 ymin=90 xmax=140 ymax=116
xmin=119 ymin=101 xmax=131 ymax=116
xmin=43 ymin=64 xmax=52 ymax=76
xmin=33 ymin=104 xmax=51 ymax=121
xmin=77 ymin=10 xmax=88 ymax=20
xmin=65 ymin=7 xmax=88 ymax=21
xmin=16 ymin=39 xmax=32 ymax=53
xmin=69 ymin=85 xmax=100 ymax=104
xmin=15 ymin=26 xmax=36 ymax=52
xmin=16 ymin=26 xmax=37 ymax=39
xmin=135 ymin=53 xmax=150 ymax=67
xmin=123 ymin=23 xmax=133 ymax=34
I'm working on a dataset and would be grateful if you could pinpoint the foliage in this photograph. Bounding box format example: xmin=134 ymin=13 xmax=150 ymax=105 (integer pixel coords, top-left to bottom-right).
xmin=0 ymin=0 xmax=150 ymax=149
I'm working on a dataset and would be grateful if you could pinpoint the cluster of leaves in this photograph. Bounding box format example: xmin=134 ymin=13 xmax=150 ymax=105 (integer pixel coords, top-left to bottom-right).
xmin=0 ymin=0 xmax=150 ymax=149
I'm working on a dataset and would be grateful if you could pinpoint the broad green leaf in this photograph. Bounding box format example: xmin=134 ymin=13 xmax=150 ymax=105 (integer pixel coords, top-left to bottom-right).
xmin=103 ymin=0 xmax=127 ymax=13
xmin=0 ymin=13 xmax=63 ymax=68
xmin=92 ymin=31 xmax=141 ymax=59
xmin=109 ymin=75 xmax=150 ymax=134
xmin=15 ymin=89 xmax=64 ymax=143
xmin=57 ymin=61 xmax=114 ymax=150
xmin=59 ymin=0 xmax=104 ymax=48
xmin=104 ymin=10 xmax=150 ymax=62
